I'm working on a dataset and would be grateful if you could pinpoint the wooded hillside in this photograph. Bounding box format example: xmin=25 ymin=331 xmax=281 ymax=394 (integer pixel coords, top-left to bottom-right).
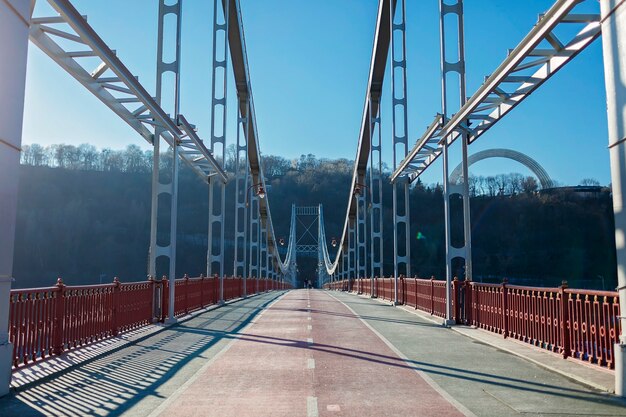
xmin=13 ymin=144 xmax=617 ymax=290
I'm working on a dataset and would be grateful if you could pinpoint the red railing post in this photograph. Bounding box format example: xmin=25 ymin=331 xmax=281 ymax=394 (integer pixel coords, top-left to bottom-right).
xmin=501 ymin=278 xmax=508 ymax=338
xmin=399 ymin=275 xmax=405 ymax=305
xmin=465 ymin=280 xmax=473 ymax=325
xmin=199 ymin=274 xmax=205 ymax=308
xmin=183 ymin=274 xmax=189 ymax=314
xmin=148 ymin=275 xmax=158 ymax=322
xmin=112 ymin=277 xmax=121 ymax=336
xmin=52 ymin=278 xmax=65 ymax=356
xmin=453 ymin=277 xmax=460 ymax=324
xmin=560 ymin=281 xmax=570 ymax=359
xmin=161 ymin=275 xmax=168 ymax=322
xmin=430 ymin=276 xmax=435 ymax=315
xmin=214 ymin=274 xmax=219 ymax=303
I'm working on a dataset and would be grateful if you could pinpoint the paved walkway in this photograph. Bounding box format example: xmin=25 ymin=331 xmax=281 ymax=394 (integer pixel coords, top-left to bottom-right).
xmin=1 ymin=289 xmax=625 ymax=416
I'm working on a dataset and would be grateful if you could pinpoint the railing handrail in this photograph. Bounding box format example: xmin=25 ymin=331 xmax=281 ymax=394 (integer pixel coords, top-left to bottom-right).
xmin=327 ymin=276 xmax=620 ymax=370
xmin=8 ymin=275 xmax=290 ymax=371
xmin=565 ymin=288 xmax=618 ymax=297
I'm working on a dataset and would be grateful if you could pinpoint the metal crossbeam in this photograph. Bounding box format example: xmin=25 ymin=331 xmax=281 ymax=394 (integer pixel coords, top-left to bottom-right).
xmin=391 ymin=0 xmax=601 ymax=183
xmin=30 ymin=0 xmax=227 ymax=184
xmin=295 ymin=206 xmax=319 ymax=216
xmin=296 ymin=245 xmax=319 ymax=254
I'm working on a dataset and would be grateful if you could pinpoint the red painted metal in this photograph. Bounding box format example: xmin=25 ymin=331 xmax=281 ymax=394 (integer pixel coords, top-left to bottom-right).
xmin=117 ymin=280 xmax=153 ymax=332
xmin=566 ymin=288 xmax=620 ymax=368
xmin=9 ymin=284 xmax=56 ymax=368
xmin=8 ymin=275 xmax=287 ymax=371
xmin=327 ymin=276 xmax=621 ymax=370
xmin=468 ymin=281 xmax=621 ymax=369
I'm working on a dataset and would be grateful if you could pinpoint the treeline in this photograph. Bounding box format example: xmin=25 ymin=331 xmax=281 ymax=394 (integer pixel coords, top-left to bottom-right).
xmin=21 ymin=143 xmax=154 ymax=173
xmin=13 ymin=144 xmax=616 ymax=290
xmin=22 ymin=143 xmax=600 ymax=197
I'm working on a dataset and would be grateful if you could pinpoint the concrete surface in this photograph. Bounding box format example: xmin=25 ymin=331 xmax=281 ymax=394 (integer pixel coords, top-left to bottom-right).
xmin=154 ymin=289 xmax=465 ymax=417
xmin=0 ymin=292 xmax=284 ymax=416
xmin=331 ymin=290 xmax=626 ymax=417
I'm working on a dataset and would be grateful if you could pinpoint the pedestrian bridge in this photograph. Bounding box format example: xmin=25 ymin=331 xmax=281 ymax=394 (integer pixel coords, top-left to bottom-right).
xmin=3 ymin=0 xmax=626 ymax=412
xmin=1 ymin=289 xmax=624 ymax=416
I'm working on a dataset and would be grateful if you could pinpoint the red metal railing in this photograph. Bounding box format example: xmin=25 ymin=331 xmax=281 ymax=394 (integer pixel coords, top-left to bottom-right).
xmin=8 ymin=275 xmax=290 ymax=371
xmin=9 ymin=285 xmax=57 ymax=369
xmin=324 ymin=277 xmax=621 ymax=369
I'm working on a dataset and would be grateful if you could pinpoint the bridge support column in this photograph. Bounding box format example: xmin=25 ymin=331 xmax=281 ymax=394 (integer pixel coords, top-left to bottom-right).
xmin=150 ymin=0 xmax=182 ymax=324
xmin=390 ymin=0 xmax=411 ymax=305
xmin=0 ymin=0 xmax=30 ymax=397
xmin=601 ymin=0 xmax=626 ymax=397
xmin=440 ymin=0 xmax=470 ymax=325
xmin=369 ymin=92 xmax=383 ymax=294
xmin=208 ymin=0 xmax=229 ymax=303
xmin=233 ymin=95 xmax=249 ymax=296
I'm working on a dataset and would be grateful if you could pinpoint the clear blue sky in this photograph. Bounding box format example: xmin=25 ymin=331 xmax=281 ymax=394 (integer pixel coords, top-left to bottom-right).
xmin=23 ymin=0 xmax=610 ymax=186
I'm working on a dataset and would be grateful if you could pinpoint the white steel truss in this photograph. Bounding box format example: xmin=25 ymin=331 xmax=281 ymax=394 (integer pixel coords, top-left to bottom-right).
xmin=369 ymin=92 xmax=384 ymax=282
xmin=151 ymin=0 xmax=181 ymax=323
xmin=356 ymin=183 xmax=367 ymax=279
xmin=439 ymin=0 xmax=472 ymax=323
xmin=208 ymin=0 xmax=229 ymax=302
xmin=392 ymin=0 xmax=602 ymax=182
xmin=390 ymin=0 xmax=411 ymax=303
xmin=249 ymin=194 xmax=260 ymax=278
xmin=29 ymin=0 xmax=227 ymax=184
xmin=233 ymin=96 xmax=249 ymax=287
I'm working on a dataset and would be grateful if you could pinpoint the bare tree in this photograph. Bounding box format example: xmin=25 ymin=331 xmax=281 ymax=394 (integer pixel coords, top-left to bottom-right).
xmin=486 ymin=176 xmax=497 ymax=196
xmin=521 ymin=176 xmax=538 ymax=194
xmin=580 ymin=178 xmax=600 ymax=186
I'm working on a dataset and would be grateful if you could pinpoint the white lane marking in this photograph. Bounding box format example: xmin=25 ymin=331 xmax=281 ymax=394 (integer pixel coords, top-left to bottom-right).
xmin=307 ymin=317 xmax=312 ymax=321
xmin=307 ymin=325 xmax=312 ymax=330
xmin=148 ymin=292 xmax=288 ymax=417
xmin=326 ymin=291 xmax=477 ymax=417
xmin=327 ymin=404 xmax=341 ymax=412
xmin=307 ymin=337 xmax=313 ymax=345
xmin=307 ymin=396 xmax=319 ymax=417
xmin=307 ymin=358 xmax=315 ymax=369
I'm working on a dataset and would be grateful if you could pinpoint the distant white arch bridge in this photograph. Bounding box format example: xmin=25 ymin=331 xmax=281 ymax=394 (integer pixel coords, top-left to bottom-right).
xmin=449 ymin=148 xmax=554 ymax=189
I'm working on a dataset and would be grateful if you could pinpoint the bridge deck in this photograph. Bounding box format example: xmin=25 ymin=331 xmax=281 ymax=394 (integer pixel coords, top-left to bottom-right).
xmin=1 ymin=290 xmax=625 ymax=416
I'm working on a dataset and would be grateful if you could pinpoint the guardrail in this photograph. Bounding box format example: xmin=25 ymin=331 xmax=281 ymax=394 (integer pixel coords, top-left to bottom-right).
xmin=324 ymin=277 xmax=621 ymax=370
xmin=8 ymin=276 xmax=290 ymax=370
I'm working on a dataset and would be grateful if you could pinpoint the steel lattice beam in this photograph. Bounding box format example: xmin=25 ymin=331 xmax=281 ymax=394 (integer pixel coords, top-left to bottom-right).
xmin=391 ymin=0 xmax=601 ymax=183
xmin=30 ymin=0 xmax=227 ymax=184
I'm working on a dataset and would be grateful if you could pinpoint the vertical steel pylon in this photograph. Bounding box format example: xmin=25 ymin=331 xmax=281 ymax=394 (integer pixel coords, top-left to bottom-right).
xmin=150 ymin=0 xmax=182 ymax=323
xmin=260 ymin=219 xmax=268 ymax=281
xmin=342 ymin=241 xmax=349 ymax=286
xmin=601 ymin=0 xmax=626 ymax=396
xmin=317 ymin=205 xmax=332 ymax=287
xmin=348 ymin=218 xmax=356 ymax=290
xmin=234 ymin=95 xmax=249 ymax=294
xmin=439 ymin=0 xmax=471 ymax=324
xmin=208 ymin=0 xmax=229 ymax=302
xmin=369 ymin=92 xmax=383 ymax=290
xmin=390 ymin=0 xmax=411 ymax=304
xmin=0 ymin=0 xmax=30 ymax=397
xmin=356 ymin=177 xmax=367 ymax=282
xmin=249 ymin=194 xmax=260 ymax=279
